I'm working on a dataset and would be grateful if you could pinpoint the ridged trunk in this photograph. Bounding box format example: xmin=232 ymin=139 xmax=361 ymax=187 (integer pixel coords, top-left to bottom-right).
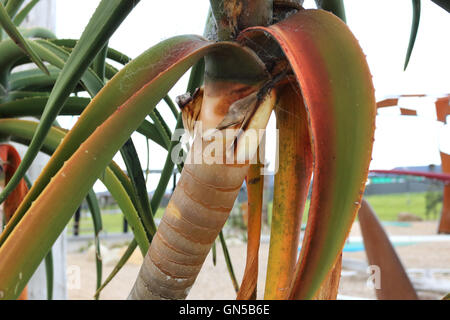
xmin=129 ymin=138 xmax=248 ymax=299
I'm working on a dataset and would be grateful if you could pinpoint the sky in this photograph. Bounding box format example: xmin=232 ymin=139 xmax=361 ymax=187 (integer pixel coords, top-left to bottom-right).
xmin=54 ymin=0 xmax=450 ymax=192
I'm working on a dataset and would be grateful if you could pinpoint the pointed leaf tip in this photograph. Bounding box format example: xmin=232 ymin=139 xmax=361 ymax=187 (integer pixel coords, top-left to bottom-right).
xmin=404 ymin=0 xmax=421 ymax=71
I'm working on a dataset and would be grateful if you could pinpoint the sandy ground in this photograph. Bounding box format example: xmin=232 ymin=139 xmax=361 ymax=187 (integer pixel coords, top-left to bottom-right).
xmin=67 ymin=221 xmax=450 ymax=300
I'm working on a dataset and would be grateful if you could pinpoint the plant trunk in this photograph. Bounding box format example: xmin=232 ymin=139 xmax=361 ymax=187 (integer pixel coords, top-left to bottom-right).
xmin=128 ymin=137 xmax=249 ymax=299
xmin=129 ymin=0 xmax=277 ymax=300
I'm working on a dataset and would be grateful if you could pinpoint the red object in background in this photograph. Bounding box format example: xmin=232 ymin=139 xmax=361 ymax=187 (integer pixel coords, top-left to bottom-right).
xmin=438 ymin=152 xmax=450 ymax=234
xmin=370 ymin=158 xmax=450 ymax=234
xmin=0 ymin=144 xmax=29 ymax=300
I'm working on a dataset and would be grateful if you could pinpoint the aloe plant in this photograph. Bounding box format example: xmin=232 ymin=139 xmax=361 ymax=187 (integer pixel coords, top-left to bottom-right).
xmin=4 ymin=0 xmax=441 ymax=301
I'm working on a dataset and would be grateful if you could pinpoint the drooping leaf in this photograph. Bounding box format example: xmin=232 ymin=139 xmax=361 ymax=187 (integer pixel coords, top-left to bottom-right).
xmin=18 ymin=26 xmax=55 ymax=39
xmin=0 ymin=2 xmax=49 ymax=75
xmin=0 ymin=0 xmax=139 ymax=205
xmin=12 ymin=0 xmax=40 ymax=26
xmin=0 ymin=95 xmax=90 ymax=116
xmin=4 ymin=0 xmax=25 ymax=18
xmin=94 ymin=239 xmax=138 ymax=299
xmin=0 ymin=35 xmax=266 ymax=299
xmin=92 ymin=42 xmax=108 ymax=82
xmin=0 ymin=119 xmax=149 ymax=255
xmin=9 ymin=66 xmax=59 ymax=91
xmin=120 ymin=139 xmax=156 ymax=239
xmin=44 ymin=249 xmax=53 ymax=300
xmin=239 ymin=9 xmax=376 ymax=299
xmin=0 ymin=95 xmax=168 ymax=149
xmin=219 ymin=231 xmax=239 ymax=294
xmin=264 ymin=81 xmax=313 ymax=300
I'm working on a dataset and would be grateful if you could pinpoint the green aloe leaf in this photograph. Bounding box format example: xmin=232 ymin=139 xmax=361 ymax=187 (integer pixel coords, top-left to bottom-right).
xmin=0 ymin=119 xmax=149 ymax=255
xmin=120 ymin=139 xmax=156 ymax=238
xmin=0 ymin=35 xmax=266 ymax=299
xmin=163 ymin=95 xmax=179 ymax=119
xmin=94 ymin=239 xmax=138 ymax=299
xmin=404 ymin=0 xmax=421 ymax=70
xmin=0 ymin=95 xmax=168 ymax=150
xmin=19 ymin=26 xmax=55 ymax=39
xmin=0 ymin=2 xmax=49 ymax=75
xmin=9 ymin=66 xmax=59 ymax=91
xmin=0 ymin=95 xmax=90 ymax=116
xmin=49 ymin=39 xmax=133 ymax=66
xmin=92 ymin=42 xmax=108 ymax=81
xmin=13 ymin=0 xmax=40 ymax=26
xmin=219 ymin=231 xmax=239 ymax=293
xmin=86 ymin=189 xmax=103 ymax=297
xmin=0 ymin=39 xmax=104 ymax=98
xmin=4 ymin=0 xmax=25 ymax=18
xmin=44 ymin=249 xmax=53 ymax=300
xmin=0 ymin=0 xmax=139 ymax=205
xmin=0 ymin=36 xmax=219 ymax=245
xmin=431 ymin=0 xmax=450 ymax=13
xmin=149 ymin=108 xmax=171 ymax=148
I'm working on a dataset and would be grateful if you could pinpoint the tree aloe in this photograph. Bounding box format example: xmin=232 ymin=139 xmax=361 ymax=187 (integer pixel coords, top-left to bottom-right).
xmin=0 ymin=0 xmax=381 ymax=300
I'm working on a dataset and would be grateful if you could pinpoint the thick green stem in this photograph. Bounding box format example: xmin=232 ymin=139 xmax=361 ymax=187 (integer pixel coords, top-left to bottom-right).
xmin=209 ymin=0 xmax=273 ymax=41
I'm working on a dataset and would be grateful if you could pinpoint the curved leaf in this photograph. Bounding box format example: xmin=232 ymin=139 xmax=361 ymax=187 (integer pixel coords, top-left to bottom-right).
xmin=0 ymin=119 xmax=149 ymax=256
xmin=120 ymin=139 xmax=156 ymax=238
xmin=9 ymin=66 xmax=59 ymax=91
xmin=0 ymin=35 xmax=266 ymax=299
xmin=94 ymin=239 xmax=138 ymax=299
xmin=85 ymin=189 xmax=103 ymax=297
xmin=219 ymin=231 xmax=239 ymax=293
xmin=239 ymin=9 xmax=376 ymax=299
xmin=0 ymin=95 xmax=168 ymax=149
xmin=404 ymin=0 xmax=421 ymax=70
xmin=4 ymin=0 xmax=25 ymax=18
xmin=0 ymin=0 xmax=139 ymax=205
xmin=13 ymin=0 xmax=40 ymax=26
xmin=264 ymin=82 xmax=313 ymax=299
xmin=0 ymin=2 xmax=48 ymax=74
